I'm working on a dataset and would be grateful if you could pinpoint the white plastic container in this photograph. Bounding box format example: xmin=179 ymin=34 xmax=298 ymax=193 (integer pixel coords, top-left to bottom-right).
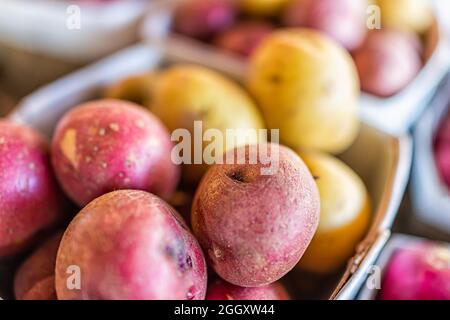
xmin=357 ymin=233 xmax=450 ymax=300
xmin=2 ymin=43 xmax=412 ymax=300
xmin=0 ymin=0 xmax=158 ymax=63
xmin=142 ymin=0 xmax=450 ymax=136
xmin=411 ymin=73 xmax=450 ymax=234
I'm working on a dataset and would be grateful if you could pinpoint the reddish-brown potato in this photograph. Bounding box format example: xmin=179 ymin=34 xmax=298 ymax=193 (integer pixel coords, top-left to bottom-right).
xmin=206 ymin=279 xmax=290 ymax=300
xmin=21 ymin=277 xmax=56 ymax=300
xmin=283 ymin=0 xmax=367 ymax=51
xmin=0 ymin=120 xmax=64 ymax=258
xmin=55 ymin=190 xmax=207 ymax=300
xmin=191 ymin=143 xmax=320 ymax=287
xmin=353 ymin=29 xmax=422 ymax=97
xmin=173 ymin=0 xmax=236 ymax=40
xmin=213 ymin=21 xmax=275 ymax=57
xmin=14 ymin=231 xmax=62 ymax=300
xmin=51 ymin=99 xmax=180 ymax=207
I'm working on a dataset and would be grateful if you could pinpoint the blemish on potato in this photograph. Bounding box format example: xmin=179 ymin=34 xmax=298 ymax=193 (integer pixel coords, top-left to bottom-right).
xmin=0 ymin=137 xmax=5 ymax=144
xmin=99 ymin=128 xmax=106 ymax=136
xmin=101 ymin=162 xmax=108 ymax=169
xmin=28 ymin=163 xmax=36 ymax=170
xmin=109 ymin=123 xmax=120 ymax=132
xmin=88 ymin=127 xmax=97 ymax=135
xmin=60 ymin=129 xmax=78 ymax=169
xmin=268 ymin=74 xmax=282 ymax=85
xmin=85 ymin=156 xmax=92 ymax=164
xmin=126 ymin=154 xmax=137 ymax=168
xmin=212 ymin=245 xmax=224 ymax=259
xmin=135 ymin=120 xmax=145 ymax=129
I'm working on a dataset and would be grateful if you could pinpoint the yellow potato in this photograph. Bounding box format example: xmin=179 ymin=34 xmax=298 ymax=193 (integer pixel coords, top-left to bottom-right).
xmin=297 ymin=151 xmax=371 ymax=274
xmin=238 ymin=0 xmax=290 ymax=17
xmin=151 ymin=64 xmax=266 ymax=184
xmin=377 ymin=0 xmax=433 ymax=34
xmin=248 ymin=29 xmax=360 ymax=154
xmin=104 ymin=73 xmax=157 ymax=107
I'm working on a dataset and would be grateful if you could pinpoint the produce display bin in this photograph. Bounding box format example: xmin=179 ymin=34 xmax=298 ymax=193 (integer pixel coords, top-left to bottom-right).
xmin=1 ymin=43 xmax=412 ymax=300
xmin=411 ymin=72 xmax=450 ymax=234
xmin=357 ymin=233 xmax=450 ymax=300
xmin=142 ymin=0 xmax=450 ymax=136
xmin=0 ymin=0 xmax=161 ymax=95
xmin=0 ymin=0 xmax=158 ymax=63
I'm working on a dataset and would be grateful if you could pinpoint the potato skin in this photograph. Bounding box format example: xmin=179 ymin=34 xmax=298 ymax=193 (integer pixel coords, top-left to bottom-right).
xmin=248 ymin=29 xmax=360 ymax=154
xmin=55 ymin=190 xmax=207 ymax=300
xmin=21 ymin=277 xmax=56 ymax=300
xmin=51 ymin=99 xmax=180 ymax=207
xmin=0 ymin=121 xmax=64 ymax=257
xmin=239 ymin=0 xmax=290 ymax=17
xmin=377 ymin=0 xmax=433 ymax=34
xmin=296 ymin=152 xmax=371 ymax=274
xmin=191 ymin=143 xmax=320 ymax=287
xmin=151 ymin=64 xmax=265 ymax=185
xmin=173 ymin=0 xmax=236 ymax=40
xmin=353 ymin=30 xmax=422 ymax=97
xmin=14 ymin=231 xmax=63 ymax=300
xmin=213 ymin=22 xmax=274 ymax=57
xmin=283 ymin=0 xmax=367 ymax=51
xmin=104 ymin=73 xmax=157 ymax=107
xmin=206 ymin=279 xmax=290 ymax=300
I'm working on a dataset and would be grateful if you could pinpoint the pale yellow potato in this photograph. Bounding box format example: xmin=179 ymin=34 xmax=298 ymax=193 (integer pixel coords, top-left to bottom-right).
xmin=297 ymin=151 xmax=371 ymax=274
xmin=151 ymin=64 xmax=266 ymax=184
xmin=377 ymin=0 xmax=433 ymax=34
xmin=248 ymin=29 xmax=360 ymax=154
xmin=238 ymin=0 xmax=290 ymax=17
xmin=104 ymin=73 xmax=157 ymax=107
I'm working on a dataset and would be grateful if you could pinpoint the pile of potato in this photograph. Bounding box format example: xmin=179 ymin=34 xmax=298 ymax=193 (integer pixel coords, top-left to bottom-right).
xmin=172 ymin=0 xmax=434 ymax=97
xmin=1 ymin=28 xmax=373 ymax=300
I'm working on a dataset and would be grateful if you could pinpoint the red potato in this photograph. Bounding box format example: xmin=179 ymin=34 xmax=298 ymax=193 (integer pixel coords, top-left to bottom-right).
xmin=436 ymin=116 xmax=450 ymax=144
xmin=206 ymin=279 xmax=290 ymax=300
xmin=51 ymin=99 xmax=180 ymax=207
xmin=14 ymin=231 xmax=62 ymax=300
xmin=191 ymin=143 xmax=320 ymax=287
xmin=213 ymin=21 xmax=275 ymax=57
xmin=283 ymin=0 xmax=367 ymax=51
xmin=55 ymin=190 xmax=207 ymax=300
xmin=21 ymin=277 xmax=56 ymax=300
xmin=435 ymin=115 xmax=450 ymax=188
xmin=379 ymin=243 xmax=450 ymax=300
xmin=353 ymin=29 xmax=422 ymax=97
xmin=173 ymin=0 xmax=236 ymax=40
xmin=0 ymin=120 xmax=64 ymax=258
xmin=435 ymin=142 xmax=450 ymax=188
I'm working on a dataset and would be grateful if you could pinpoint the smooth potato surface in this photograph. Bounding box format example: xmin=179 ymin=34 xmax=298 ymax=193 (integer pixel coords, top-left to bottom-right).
xmin=296 ymin=152 xmax=371 ymax=274
xmin=151 ymin=65 xmax=265 ymax=184
xmin=248 ymin=29 xmax=360 ymax=154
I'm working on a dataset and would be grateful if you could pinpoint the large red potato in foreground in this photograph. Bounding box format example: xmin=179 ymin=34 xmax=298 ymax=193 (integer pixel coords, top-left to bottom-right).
xmin=51 ymin=99 xmax=179 ymax=207
xmin=0 ymin=121 xmax=64 ymax=257
xmin=191 ymin=143 xmax=320 ymax=287
xmin=207 ymin=279 xmax=290 ymax=300
xmin=55 ymin=190 xmax=207 ymax=300
xmin=14 ymin=231 xmax=63 ymax=300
